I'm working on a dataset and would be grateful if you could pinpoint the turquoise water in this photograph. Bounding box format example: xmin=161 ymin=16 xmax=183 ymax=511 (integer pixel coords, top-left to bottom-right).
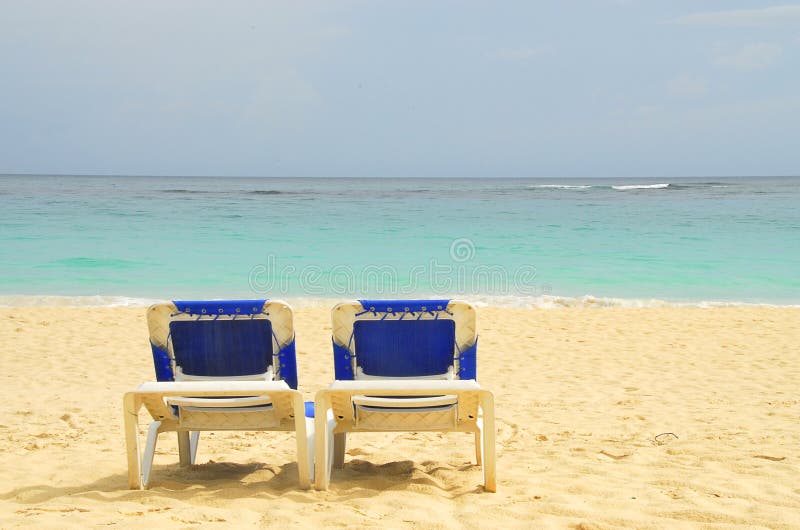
xmin=1 ymin=175 xmax=798 ymax=305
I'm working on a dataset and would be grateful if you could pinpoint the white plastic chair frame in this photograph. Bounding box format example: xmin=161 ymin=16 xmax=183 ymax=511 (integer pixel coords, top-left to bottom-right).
xmin=123 ymin=381 xmax=312 ymax=489
xmin=316 ymin=300 xmax=496 ymax=492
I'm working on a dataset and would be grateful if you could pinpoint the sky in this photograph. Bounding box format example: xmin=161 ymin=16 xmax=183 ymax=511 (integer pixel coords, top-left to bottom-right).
xmin=0 ymin=1 xmax=798 ymax=178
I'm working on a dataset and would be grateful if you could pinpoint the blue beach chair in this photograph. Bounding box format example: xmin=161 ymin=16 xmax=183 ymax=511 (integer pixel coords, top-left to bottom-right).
xmin=314 ymin=299 xmax=496 ymax=492
xmin=123 ymin=299 xmax=313 ymax=489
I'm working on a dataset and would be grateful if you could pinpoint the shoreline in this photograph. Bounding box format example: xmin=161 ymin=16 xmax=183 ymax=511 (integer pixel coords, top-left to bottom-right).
xmin=1 ymin=293 xmax=799 ymax=309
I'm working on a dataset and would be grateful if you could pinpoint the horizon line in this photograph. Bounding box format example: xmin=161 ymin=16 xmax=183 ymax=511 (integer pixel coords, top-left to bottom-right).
xmin=2 ymin=173 xmax=799 ymax=180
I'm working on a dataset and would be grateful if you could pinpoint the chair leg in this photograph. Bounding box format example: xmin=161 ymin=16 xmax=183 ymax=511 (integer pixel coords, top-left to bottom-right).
xmin=474 ymin=430 xmax=483 ymax=467
xmin=189 ymin=431 xmax=200 ymax=464
xmin=479 ymin=391 xmax=496 ymax=492
xmin=123 ymin=393 xmax=142 ymax=489
xmin=141 ymin=421 xmax=161 ymax=489
xmin=326 ymin=414 xmax=336 ymax=481
xmin=177 ymin=431 xmax=191 ymax=467
xmin=333 ymin=433 xmax=346 ymax=469
xmin=305 ymin=417 xmax=315 ymax=486
xmin=291 ymin=394 xmax=311 ymax=489
xmin=314 ymin=394 xmax=332 ymax=490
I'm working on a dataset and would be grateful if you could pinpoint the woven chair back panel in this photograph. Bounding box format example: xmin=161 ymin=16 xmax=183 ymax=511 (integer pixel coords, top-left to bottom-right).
xmin=353 ymin=319 xmax=455 ymax=377
xmin=170 ymin=319 xmax=273 ymax=377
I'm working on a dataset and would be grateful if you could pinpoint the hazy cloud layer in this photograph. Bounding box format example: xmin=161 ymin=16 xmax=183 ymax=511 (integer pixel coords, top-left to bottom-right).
xmin=667 ymin=75 xmax=709 ymax=98
xmin=714 ymin=43 xmax=783 ymax=70
xmin=1 ymin=1 xmax=798 ymax=177
xmin=675 ymin=4 xmax=800 ymax=26
xmin=494 ymin=46 xmax=551 ymax=61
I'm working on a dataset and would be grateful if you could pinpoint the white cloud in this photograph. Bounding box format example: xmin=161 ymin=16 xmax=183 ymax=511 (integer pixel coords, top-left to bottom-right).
xmin=666 ymin=75 xmax=709 ymax=98
xmin=714 ymin=43 xmax=782 ymax=70
xmin=494 ymin=46 xmax=550 ymax=61
xmin=674 ymin=5 xmax=800 ymax=26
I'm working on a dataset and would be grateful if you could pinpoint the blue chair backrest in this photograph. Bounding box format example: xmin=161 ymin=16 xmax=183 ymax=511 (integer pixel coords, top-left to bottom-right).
xmin=148 ymin=299 xmax=299 ymax=389
xmin=170 ymin=318 xmax=273 ymax=377
xmin=331 ymin=299 xmax=477 ymax=381
xmin=353 ymin=319 xmax=455 ymax=377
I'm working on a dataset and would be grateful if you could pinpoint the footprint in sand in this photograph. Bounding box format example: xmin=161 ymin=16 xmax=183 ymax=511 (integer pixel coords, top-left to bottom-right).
xmin=600 ymin=450 xmax=633 ymax=460
xmin=753 ymin=455 xmax=786 ymax=462
xmin=59 ymin=414 xmax=79 ymax=429
xmin=349 ymin=460 xmax=414 ymax=476
xmin=497 ymin=418 xmax=521 ymax=448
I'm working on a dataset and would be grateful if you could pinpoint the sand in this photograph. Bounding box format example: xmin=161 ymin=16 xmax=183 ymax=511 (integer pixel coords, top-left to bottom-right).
xmin=0 ymin=305 xmax=798 ymax=529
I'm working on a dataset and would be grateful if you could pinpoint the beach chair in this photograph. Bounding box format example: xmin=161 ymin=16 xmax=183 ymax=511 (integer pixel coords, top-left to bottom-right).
xmin=314 ymin=299 xmax=496 ymax=492
xmin=123 ymin=299 xmax=313 ymax=489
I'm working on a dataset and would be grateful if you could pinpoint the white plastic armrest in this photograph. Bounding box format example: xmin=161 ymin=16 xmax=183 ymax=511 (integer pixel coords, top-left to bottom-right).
xmin=351 ymin=395 xmax=458 ymax=408
xmin=164 ymin=396 xmax=273 ymax=408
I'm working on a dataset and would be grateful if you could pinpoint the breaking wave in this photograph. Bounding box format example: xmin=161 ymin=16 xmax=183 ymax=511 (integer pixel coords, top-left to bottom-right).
xmin=1 ymin=294 xmax=794 ymax=309
xmin=611 ymin=183 xmax=670 ymax=190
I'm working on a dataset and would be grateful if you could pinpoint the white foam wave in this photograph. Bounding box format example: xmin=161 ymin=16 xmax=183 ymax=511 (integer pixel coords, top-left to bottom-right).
xmin=291 ymin=294 xmax=796 ymax=309
xmin=467 ymin=294 xmax=797 ymax=308
xmin=528 ymin=184 xmax=593 ymax=190
xmin=612 ymin=183 xmax=670 ymax=190
xmin=0 ymin=295 xmax=163 ymax=307
xmin=0 ymin=294 xmax=795 ymax=309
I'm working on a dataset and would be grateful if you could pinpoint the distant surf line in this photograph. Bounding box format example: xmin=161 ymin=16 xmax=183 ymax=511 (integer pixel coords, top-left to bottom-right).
xmin=526 ymin=182 xmax=731 ymax=191
xmin=1 ymin=294 xmax=795 ymax=309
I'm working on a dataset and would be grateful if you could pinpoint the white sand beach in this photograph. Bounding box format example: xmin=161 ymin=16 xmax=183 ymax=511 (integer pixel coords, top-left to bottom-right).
xmin=1 ymin=305 xmax=798 ymax=528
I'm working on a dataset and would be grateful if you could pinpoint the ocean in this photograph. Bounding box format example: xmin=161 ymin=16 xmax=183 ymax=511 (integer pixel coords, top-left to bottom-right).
xmin=1 ymin=175 xmax=798 ymax=306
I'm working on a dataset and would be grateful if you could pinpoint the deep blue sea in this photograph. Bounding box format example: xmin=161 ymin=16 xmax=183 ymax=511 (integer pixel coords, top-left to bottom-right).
xmin=1 ymin=175 xmax=798 ymax=306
